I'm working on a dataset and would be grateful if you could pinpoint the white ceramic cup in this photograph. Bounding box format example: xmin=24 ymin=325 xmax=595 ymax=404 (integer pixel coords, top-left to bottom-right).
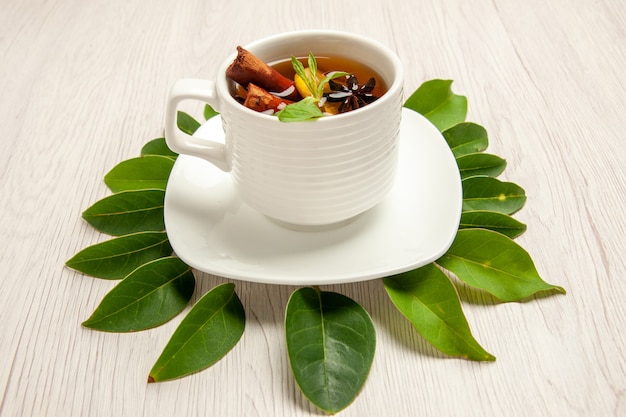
xmin=165 ymin=30 xmax=404 ymax=226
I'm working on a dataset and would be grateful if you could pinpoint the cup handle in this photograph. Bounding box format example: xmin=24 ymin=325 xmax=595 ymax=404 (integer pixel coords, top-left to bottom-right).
xmin=165 ymin=78 xmax=230 ymax=172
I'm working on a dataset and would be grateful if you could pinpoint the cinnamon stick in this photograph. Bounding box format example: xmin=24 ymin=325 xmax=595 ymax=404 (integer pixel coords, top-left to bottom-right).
xmin=243 ymin=83 xmax=293 ymax=114
xmin=226 ymin=46 xmax=301 ymax=101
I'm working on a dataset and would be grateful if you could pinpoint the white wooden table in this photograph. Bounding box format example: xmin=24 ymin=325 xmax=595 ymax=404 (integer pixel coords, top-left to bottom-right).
xmin=1 ymin=0 xmax=624 ymax=416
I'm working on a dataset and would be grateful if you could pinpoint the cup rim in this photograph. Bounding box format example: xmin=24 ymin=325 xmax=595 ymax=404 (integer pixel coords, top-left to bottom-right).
xmin=216 ymin=29 xmax=404 ymax=123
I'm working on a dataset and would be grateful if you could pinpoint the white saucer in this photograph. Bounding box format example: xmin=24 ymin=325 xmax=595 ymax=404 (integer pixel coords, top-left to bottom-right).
xmin=164 ymin=108 xmax=462 ymax=285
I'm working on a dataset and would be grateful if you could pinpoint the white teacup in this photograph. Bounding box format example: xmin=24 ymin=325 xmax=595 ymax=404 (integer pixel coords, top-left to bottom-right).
xmin=165 ymin=30 xmax=404 ymax=226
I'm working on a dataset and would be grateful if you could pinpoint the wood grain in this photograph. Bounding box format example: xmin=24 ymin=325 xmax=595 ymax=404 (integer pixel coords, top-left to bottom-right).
xmin=1 ymin=0 xmax=624 ymax=416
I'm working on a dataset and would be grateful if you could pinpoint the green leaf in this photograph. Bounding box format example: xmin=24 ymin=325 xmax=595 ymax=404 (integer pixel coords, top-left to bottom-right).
xmin=104 ymin=155 xmax=175 ymax=192
xmin=436 ymin=229 xmax=566 ymax=301
xmin=277 ymin=97 xmax=324 ymax=122
xmin=443 ymin=122 xmax=489 ymax=158
xmin=291 ymin=55 xmax=314 ymax=94
xmin=456 ymin=152 xmax=506 ymax=179
xmin=403 ymin=79 xmax=467 ymax=131
xmin=459 ymin=210 xmax=527 ymax=238
xmin=204 ymin=104 xmax=219 ymax=120
xmin=384 ymin=264 xmax=495 ymax=361
xmin=82 ymin=189 xmax=165 ymax=236
xmin=141 ymin=138 xmax=178 ymax=159
xmin=82 ymin=257 xmax=195 ymax=332
xmin=462 ymin=176 xmax=527 ymax=214
xmin=65 ymin=232 xmax=172 ymax=279
xmin=285 ymin=287 xmax=376 ymax=414
xmin=308 ymin=52 xmax=318 ymax=87
xmin=148 ymin=283 xmax=245 ymax=382
xmin=318 ymin=70 xmax=349 ymax=98
xmin=292 ymin=55 xmax=307 ymax=80
xmin=177 ymin=110 xmax=201 ymax=135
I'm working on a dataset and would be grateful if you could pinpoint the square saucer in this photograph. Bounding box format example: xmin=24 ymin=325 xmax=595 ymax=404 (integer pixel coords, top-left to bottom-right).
xmin=164 ymin=108 xmax=462 ymax=285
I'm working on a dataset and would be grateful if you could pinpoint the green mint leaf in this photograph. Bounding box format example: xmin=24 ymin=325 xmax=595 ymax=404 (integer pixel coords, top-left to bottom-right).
xmin=404 ymin=79 xmax=467 ymax=131
xmin=140 ymin=138 xmax=178 ymax=159
xmin=456 ymin=152 xmax=507 ymax=179
xmin=148 ymin=283 xmax=245 ymax=382
xmin=277 ymin=97 xmax=324 ymax=122
xmin=459 ymin=210 xmax=527 ymax=238
xmin=307 ymin=52 xmax=321 ymax=99
xmin=443 ymin=122 xmax=489 ymax=157
xmin=308 ymin=52 xmax=317 ymax=83
xmin=322 ymin=71 xmax=350 ymax=82
xmin=82 ymin=257 xmax=195 ymax=332
xmin=65 ymin=231 xmax=172 ymax=280
xmin=292 ymin=54 xmax=319 ymax=99
xmin=384 ymin=263 xmax=495 ymax=361
xmin=462 ymin=176 xmax=526 ymax=214
xmin=285 ymin=287 xmax=376 ymax=414
xmin=317 ymin=71 xmax=349 ymax=99
xmin=176 ymin=110 xmax=201 ymax=135
xmin=203 ymin=104 xmax=219 ymax=120
xmin=291 ymin=55 xmax=307 ymax=80
xmin=104 ymin=155 xmax=175 ymax=192
xmin=436 ymin=229 xmax=566 ymax=301
xmin=82 ymin=189 xmax=165 ymax=236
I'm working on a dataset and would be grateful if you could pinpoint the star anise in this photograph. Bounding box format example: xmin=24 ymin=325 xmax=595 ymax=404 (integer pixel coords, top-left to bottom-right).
xmin=325 ymin=75 xmax=379 ymax=113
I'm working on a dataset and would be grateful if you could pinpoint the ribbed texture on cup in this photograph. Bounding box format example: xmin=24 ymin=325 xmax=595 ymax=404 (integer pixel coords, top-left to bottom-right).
xmin=224 ymin=93 xmax=403 ymax=225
